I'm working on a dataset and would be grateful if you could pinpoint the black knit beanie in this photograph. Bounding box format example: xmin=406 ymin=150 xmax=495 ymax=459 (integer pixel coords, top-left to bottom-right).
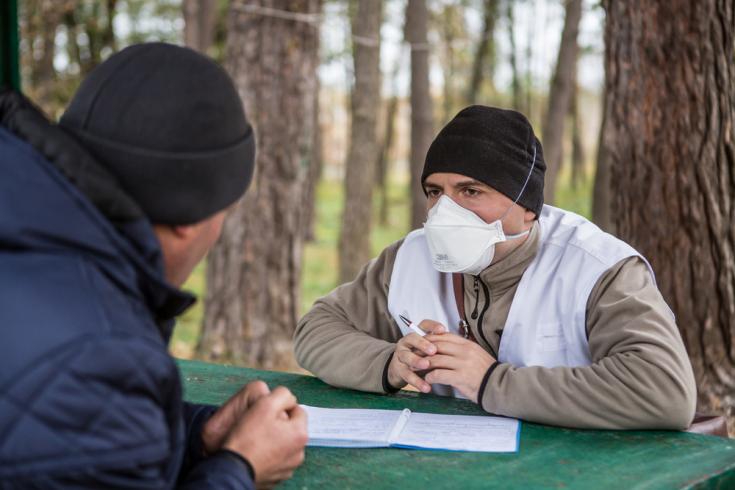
xmin=59 ymin=42 xmax=255 ymax=225
xmin=422 ymin=105 xmax=546 ymax=217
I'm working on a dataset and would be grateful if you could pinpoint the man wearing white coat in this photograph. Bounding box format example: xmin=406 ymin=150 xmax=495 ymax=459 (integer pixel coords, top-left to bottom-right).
xmin=294 ymin=106 xmax=696 ymax=430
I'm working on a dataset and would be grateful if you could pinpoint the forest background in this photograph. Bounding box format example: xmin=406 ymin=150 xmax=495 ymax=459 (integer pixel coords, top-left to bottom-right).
xmin=18 ymin=0 xmax=735 ymax=432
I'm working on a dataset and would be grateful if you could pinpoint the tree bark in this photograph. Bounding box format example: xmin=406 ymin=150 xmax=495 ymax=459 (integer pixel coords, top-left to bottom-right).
xmin=438 ymin=2 xmax=462 ymax=123
xmin=406 ymin=0 xmax=434 ymax=231
xmin=183 ymin=0 xmax=218 ymax=54
xmin=524 ymin=1 xmax=535 ymax=120
xmin=592 ymin=85 xmax=614 ymax=232
xmin=102 ymin=0 xmax=118 ymax=54
xmin=376 ymin=84 xmax=399 ymax=227
xmin=604 ymin=0 xmax=735 ymax=430
xmin=81 ymin=0 xmax=117 ymax=71
xmin=59 ymin=0 xmax=117 ymax=76
xmin=376 ymin=58 xmax=401 ymax=227
xmin=302 ymin=85 xmax=322 ymax=242
xmin=22 ymin=0 xmax=74 ymax=110
xmin=199 ymin=0 xmax=321 ymax=369
xmin=466 ymin=0 xmax=498 ymax=105
xmin=337 ymin=0 xmax=382 ymax=283
xmin=36 ymin=1 xmax=60 ymax=91
xmin=505 ymin=0 xmax=524 ymax=113
xmin=541 ymin=0 xmax=582 ymax=205
xmin=63 ymin=8 xmax=83 ymax=74
xmin=569 ymin=69 xmax=585 ymax=190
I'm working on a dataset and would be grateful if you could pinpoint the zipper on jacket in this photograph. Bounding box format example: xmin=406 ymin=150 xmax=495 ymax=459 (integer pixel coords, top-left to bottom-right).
xmin=470 ymin=276 xmax=480 ymax=319
xmin=474 ymin=275 xmax=497 ymax=358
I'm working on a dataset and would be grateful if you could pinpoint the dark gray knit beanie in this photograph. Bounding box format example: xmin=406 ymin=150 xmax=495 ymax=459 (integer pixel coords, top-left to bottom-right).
xmin=422 ymin=105 xmax=546 ymax=217
xmin=60 ymin=42 xmax=255 ymax=225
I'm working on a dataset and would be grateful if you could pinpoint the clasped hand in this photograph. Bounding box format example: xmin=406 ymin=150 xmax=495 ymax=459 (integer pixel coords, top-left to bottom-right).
xmin=386 ymin=320 xmax=496 ymax=403
xmin=201 ymin=381 xmax=308 ymax=489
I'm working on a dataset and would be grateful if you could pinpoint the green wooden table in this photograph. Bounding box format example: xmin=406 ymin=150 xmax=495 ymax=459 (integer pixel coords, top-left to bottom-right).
xmin=179 ymin=359 xmax=735 ymax=489
xmin=0 ymin=0 xmax=20 ymax=91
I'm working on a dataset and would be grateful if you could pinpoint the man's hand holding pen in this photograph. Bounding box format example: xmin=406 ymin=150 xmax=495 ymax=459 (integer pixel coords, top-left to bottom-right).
xmin=387 ymin=318 xmax=497 ymax=403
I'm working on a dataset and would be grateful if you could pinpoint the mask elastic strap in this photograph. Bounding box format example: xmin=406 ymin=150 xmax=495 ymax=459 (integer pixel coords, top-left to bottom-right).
xmin=499 ymin=142 xmax=537 ymax=222
xmin=504 ymin=229 xmax=530 ymax=240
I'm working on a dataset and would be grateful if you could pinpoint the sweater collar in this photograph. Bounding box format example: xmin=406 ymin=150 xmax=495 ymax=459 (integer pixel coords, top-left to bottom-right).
xmin=477 ymin=220 xmax=540 ymax=296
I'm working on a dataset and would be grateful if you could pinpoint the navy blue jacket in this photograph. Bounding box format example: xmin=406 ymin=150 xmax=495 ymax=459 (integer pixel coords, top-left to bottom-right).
xmin=0 ymin=91 xmax=254 ymax=489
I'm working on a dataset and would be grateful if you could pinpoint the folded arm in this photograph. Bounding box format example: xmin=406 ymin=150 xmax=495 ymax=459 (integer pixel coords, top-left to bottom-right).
xmin=481 ymin=257 xmax=697 ymax=430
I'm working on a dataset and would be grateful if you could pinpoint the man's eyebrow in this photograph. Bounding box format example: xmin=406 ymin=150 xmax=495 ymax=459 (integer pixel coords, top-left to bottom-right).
xmin=423 ymin=182 xmax=442 ymax=189
xmin=455 ymin=179 xmax=485 ymax=188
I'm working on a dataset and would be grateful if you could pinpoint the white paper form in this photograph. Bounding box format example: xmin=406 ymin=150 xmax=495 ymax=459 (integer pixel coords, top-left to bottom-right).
xmin=302 ymin=405 xmax=520 ymax=452
xmin=303 ymin=405 xmax=404 ymax=448
xmin=394 ymin=412 xmax=520 ymax=452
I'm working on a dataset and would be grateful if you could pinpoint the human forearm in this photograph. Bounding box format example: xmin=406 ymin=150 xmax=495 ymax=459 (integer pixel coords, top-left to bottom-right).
xmin=294 ymin=241 xmax=404 ymax=393
xmin=295 ymin=304 xmax=396 ymax=393
xmin=481 ymin=355 xmax=694 ymax=429
xmin=481 ymin=258 xmax=696 ymax=430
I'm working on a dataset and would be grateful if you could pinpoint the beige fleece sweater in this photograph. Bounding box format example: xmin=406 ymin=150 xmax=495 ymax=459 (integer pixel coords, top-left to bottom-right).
xmin=294 ymin=222 xmax=697 ymax=430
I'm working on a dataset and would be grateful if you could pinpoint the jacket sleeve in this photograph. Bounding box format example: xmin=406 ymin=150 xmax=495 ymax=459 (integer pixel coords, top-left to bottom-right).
xmin=294 ymin=240 xmax=404 ymax=393
xmin=481 ymin=256 xmax=697 ymax=430
xmin=177 ymin=403 xmax=257 ymax=489
xmin=179 ymin=402 xmax=217 ymax=474
xmin=0 ymin=336 xmax=254 ymax=489
xmin=178 ymin=451 xmax=255 ymax=490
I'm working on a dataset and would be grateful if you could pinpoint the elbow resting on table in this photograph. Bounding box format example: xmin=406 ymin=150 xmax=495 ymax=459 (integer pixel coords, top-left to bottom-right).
xmin=643 ymin=376 xmax=697 ymax=431
xmin=292 ymin=304 xmax=338 ymax=374
xmin=293 ymin=313 xmax=312 ymax=370
xmin=665 ymin=390 xmax=697 ymax=431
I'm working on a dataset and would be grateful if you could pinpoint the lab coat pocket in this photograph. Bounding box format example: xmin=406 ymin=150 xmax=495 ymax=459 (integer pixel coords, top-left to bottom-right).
xmin=536 ymin=321 xmax=567 ymax=353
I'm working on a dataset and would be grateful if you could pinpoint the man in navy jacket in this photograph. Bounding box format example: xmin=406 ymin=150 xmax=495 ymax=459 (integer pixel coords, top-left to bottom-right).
xmin=0 ymin=43 xmax=307 ymax=489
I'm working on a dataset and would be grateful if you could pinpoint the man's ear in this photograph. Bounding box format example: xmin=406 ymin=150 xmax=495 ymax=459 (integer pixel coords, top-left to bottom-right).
xmin=153 ymin=223 xmax=197 ymax=250
xmin=169 ymin=223 xmax=198 ymax=240
xmin=524 ymin=209 xmax=536 ymax=223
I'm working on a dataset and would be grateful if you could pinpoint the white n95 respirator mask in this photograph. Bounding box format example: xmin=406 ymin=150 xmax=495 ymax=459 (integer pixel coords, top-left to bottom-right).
xmin=423 ymin=195 xmax=529 ymax=275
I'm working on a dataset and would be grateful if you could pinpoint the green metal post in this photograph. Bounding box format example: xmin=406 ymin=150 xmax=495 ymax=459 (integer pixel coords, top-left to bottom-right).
xmin=0 ymin=0 xmax=20 ymax=90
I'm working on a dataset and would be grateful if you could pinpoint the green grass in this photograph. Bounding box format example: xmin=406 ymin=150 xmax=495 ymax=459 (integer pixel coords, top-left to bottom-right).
xmin=171 ymin=170 xmax=593 ymax=359
xmin=554 ymin=165 xmax=594 ymax=219
xmin=171 ymin=261 xmax=205 ymax=358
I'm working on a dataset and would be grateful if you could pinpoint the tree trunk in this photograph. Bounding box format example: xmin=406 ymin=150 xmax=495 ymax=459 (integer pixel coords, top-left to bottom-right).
xmin=81 ymin=0 xmax=117 ymax=71
xmin=466 ymin=0 xmax=498 ymax=105
xmin=506 ymin=0 xmax=523 ymax=113
xmin=604 ymin=0 xmax=735 ymax=431
xmin=183 ymin=0 xmax=218 ymax=54
xmin=524 ymin=1 xmax=535 ymax=120
xmin=592 ymin=85 xmax=613 ymax=232
xmin=36 ymin=1 xmax=60 ymax=91
xmin=438 ymin=2 xmax=461 ymax=123
xmin=23 ymin=0 xmax=73 ymax=110
xmin=376 ymin=86 xmax=399 ymax=227
xmin=541 ymin=0 xmax=582 ymax=205
xmin=18 ymin=0 xmax=77 ymax=114
xmin=102 ymin=0 xmax=117 ymax=53
xmin=302 ymin=85 xmax=322 ymax=242
xmin=376 ymin=59 xmax=401 ymax=227
xmin=199 ymin=0 xmax=321 ymax=369
xmin=63 ymin=8 xmax=83 ymax=75
xmin=406 ymin=0 xmax=434 ymax=231
xmin=337 ymin=0 xmax=382 ymax=283
xmin=569 ymin=70 xmax=585 ymax=190
xmin=59 ymin=0 xmax=117 ymax=77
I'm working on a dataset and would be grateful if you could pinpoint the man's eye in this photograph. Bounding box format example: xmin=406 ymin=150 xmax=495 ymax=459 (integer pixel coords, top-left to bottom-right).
xmin=426 ymin=189 xmax=441 ymax=198
xmin=463 ymin=188 xmax=480 ymax=197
